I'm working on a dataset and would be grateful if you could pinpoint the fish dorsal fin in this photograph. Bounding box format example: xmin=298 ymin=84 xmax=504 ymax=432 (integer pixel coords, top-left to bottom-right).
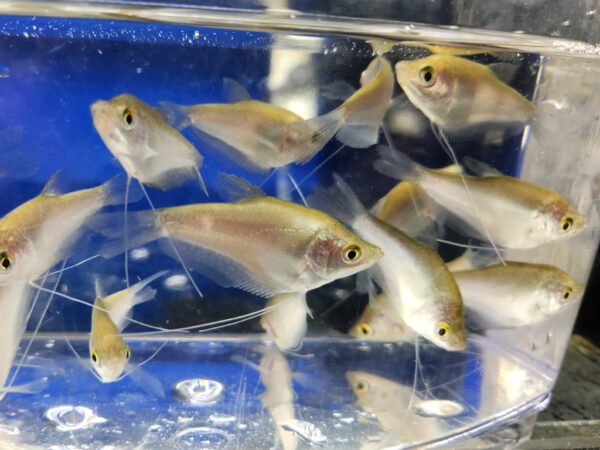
xmin=222 ymin=78 xmax=253 ymax=103
xmin=321 ymin=80 xmax=357 ymax=102
xmin=216 ymin=173 xmax=266 ymax=203
xmin=463 ymin=157 xmax=503 ymax=177
xmin=435 ymin=164 xmax=462 ymax=175
xmin=308 ymin=173 xmax=367 ymax=226
xmin=41 ymin=171 xmax=65 ymax=196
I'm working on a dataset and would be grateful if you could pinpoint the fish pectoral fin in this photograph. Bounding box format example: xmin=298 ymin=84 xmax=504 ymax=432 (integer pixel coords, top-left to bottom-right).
xmin=157 ymin=238 xmax=276 ymax=298
xmin=222 ymin=78 xmax=253 ymax=103
xmin=462 ymin=157 xmax=504 ymax=177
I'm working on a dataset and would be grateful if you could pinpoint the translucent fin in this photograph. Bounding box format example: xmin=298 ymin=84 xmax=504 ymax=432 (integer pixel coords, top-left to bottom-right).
xmin=446 ymin=248 xmax=498 ymax=272
xmin=373 ymin=145 xmax=425 ymax=182
xmin=158 ymin=238 xmax=276 ymax=298
xmin=321 ymin=81 xmax=356 ymax=102
xmin=355 ymin=270 xmax=372 ymax=295
xmin=127 ymin=363 xmax=165 ymax=398
xmin=145 ymin=164 xmax=207 ymax=194
xmin=308 ymin=173 xmax=367 ymax=225
xmin=157 ymin=101 xmax=191 ymax=130
xmin=222 ymin=78 xmax=252 ymax=103
xmin=94 ymin=278 xmax=104 ymax=299
xmin=103 ymin=270 xmax=167 ymax=331
xmin=216 ymin=173 xmax=266 ymax=202
xmin=335 ymin=123 xmax=380 ymax=149
xmin=40 ymin=170 xmax=65 ymax=196
xmin=462 ymin=157 xmax=503 ymax=177
xmin=360 ymin=56 xmax=384 ymax=85
xmin=261 ymin=292 xmax=309 ymax=352
xmin=100 ymin=173 xmax=144 ymax=206
xmin=290 ymin=108 xmax=345 ymax=164
xmin=0 ymin=378 xmax=47 ymax=395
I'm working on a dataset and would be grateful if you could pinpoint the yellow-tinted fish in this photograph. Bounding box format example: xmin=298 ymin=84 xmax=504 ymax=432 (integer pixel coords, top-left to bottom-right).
xmin=261 ymin=292 xmax=310 ymax=351
xmin=0 ymin=174 xmax=128 ymax=284
xmin=451 ymin=262 xmax=583 ymax=329
xmin=395 ymin=54 xmax=535 ymax=131
xmin=349 ymin=293 xmax=412 ymax=342
xmin=90 ymin=272 xmax=165 ymax=382
xmin=160 ymin=57 xmax=393 ymax=171
xmin=375 ymin=146 xmax=586 ymax=249
xmin=112 ymin=181 xmax=382 ymax=298
xmin=311 ymin=175 xmax=465 ymax=351
xmin=91 ymin=94 xmax=206 ymax=193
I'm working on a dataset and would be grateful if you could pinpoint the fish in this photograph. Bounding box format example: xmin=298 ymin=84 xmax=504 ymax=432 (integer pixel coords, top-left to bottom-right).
xmin=394 ymin=54 xmax=535 ymax=132
xmin=89 ymin=271 xmax=166 ymax=382
xmin=349 ymin=293 xmax=413 ymax=342
xmin=91 ymin=93 xmax=206 ymax=193
xmin=370 ymin=164 xmax=461 ymax=238
xmin=451 ymin=262 xmax=583 ymax=329
xmin=259 ymin=348 xmax=298 ymax=450
xmin=374 ymin=146 xmax=586 ymax=249
xmin=103 ymin=177 xmax=382 ymax=298
xmin=311 ymin=174 xmax=465 ymax=351
xmin=159 ymin=57 xmax=393 ymax=171
xmin=346 ymin=371 xmax=446 ymax=446
xmin=261 ymin=292 xmax=311 ymax=351
xmin=0 ymin=173 xmax=131 ymax=284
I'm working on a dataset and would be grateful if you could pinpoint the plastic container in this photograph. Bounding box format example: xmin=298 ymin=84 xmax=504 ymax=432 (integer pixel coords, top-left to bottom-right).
xmin=0 ymin=2 xmax=598 ymax=449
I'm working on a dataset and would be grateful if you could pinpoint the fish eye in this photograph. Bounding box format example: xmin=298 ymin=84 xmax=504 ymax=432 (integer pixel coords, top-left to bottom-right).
xmin=125 ymin=347 xmax=131 ymax=359
xmin=122 ymin=108 xmax=135 ymax=129
xmin=342 ymin=245 xmax=362 ymax=263
xmin=437 ymin=322 xmax=451 ymax=338
xmin=358 ymin=323 xmax=372 ymax=336
xmin=91 ymin=350 xmax=98 ymax=364
xmin=562 ymin=287 xmax=573 ymax=302
xmin=560 ymin=216 xmax=574 ymax=232
xmin=0 ymin=252 xmax=12 ymax=271
xmin=355 ymin=381 xmax=368 ymax=393
xmin=419 ymin=66 xmax=436 ymax=87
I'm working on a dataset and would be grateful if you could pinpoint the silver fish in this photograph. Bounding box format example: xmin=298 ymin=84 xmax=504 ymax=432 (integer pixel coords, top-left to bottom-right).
xmin=261 ymin=292 xmax=311 ymax=352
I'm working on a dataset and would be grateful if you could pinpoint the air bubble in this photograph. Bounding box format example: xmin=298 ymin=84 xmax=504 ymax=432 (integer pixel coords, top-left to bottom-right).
xmin=414 ymin=399 xmax=465 ymax=418
xmin=45 ymin=405 xmax=107 ymax=431
xmin=174 ymin=426 xmax=231 ymax=450
xmin=173 ymin=378 xmax=224 ymax=406
xmin=209 ymin=413 xmax=237 ymax=425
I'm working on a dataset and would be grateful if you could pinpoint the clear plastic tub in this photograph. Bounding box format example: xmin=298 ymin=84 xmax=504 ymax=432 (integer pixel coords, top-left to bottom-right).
xmin=0 ymin=2 xmax=598 ymax=449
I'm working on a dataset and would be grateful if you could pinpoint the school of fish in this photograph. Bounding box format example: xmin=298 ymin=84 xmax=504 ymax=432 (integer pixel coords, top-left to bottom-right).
xmin=0 ymin=43 xmax=588 ymax=429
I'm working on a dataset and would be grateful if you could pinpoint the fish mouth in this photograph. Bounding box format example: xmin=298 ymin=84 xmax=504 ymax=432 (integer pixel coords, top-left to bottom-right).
xmin=90 ymin=100 xmax=112 ymax=125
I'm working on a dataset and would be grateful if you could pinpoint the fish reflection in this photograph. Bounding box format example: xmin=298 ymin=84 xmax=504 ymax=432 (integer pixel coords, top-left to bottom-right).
xmin=347 ymin=371 xmax=446 ymax=448
xmin=349 ymin=293 xmax=412 ymax=342
xmin=260 ymin=348 xmax=298 ymax=450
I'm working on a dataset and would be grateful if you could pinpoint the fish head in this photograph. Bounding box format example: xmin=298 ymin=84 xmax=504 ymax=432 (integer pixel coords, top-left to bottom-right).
xmin=90 ymin=337 xmax=130 ymax=383
xmin=535 ymin=198 xmax=586 ymax=244
xmin=305 ymin=228 xmax=382 ymax=282
xmin=410 ymin=293 xmax=466 ymax=351
xmin=0 ymin=233 xmax=37 ymax=284
xmin=541 ymin=269 xmax=584 ymax=315
xmin=91 ymin=94 xmax=151 ymax=165
xmin=349 ymin=304 xmax=408 ymax=342
xmin=345 ymin=371 xmax=374 ymax=399
xmin=394 ymin=55 xmax=457 ymax=121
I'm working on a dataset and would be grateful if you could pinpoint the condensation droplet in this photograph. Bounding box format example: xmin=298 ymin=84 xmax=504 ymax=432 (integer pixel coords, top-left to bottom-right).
xmin=280 ymin=420 xmax=327 ymax=446
xmin=209 ymin=413 xmax=237 ymax=425
xmin=174 ymin=426 xmax=231 ymax=450
xmin=149 ymin=424 xmax=162 ymax=432
xmin=414 ymin=399 xmax=465 ymax=418
xmin=586 ymin=9 xmax=597 ymax=16
xmin=45 ymin=405 xmax=107 ymax=431
xmin=173 ymin=378 xmax=224 ymax=406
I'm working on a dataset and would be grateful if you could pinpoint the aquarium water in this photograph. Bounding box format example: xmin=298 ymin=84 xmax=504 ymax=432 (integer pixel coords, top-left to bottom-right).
xmin=0 ymin=1 xmax=599 ymax=449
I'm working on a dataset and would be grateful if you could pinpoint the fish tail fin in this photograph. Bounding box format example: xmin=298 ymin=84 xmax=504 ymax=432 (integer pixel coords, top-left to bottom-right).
xmin=156 ymin=101 xmax=191 ymax=131
xmin=309 ymin=173 xmax=367 ymax=225
xmin=99 ymin=173 xmax=143 ymax=206
xmin=292 ymin=108 xmax=345 ymax=164
xmin=373 ymin=145 xmax=425 ymax=182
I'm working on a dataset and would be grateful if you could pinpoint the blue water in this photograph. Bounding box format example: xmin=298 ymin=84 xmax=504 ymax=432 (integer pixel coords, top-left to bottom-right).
xmin=0 ymin=12 xmax=557 ymax=450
